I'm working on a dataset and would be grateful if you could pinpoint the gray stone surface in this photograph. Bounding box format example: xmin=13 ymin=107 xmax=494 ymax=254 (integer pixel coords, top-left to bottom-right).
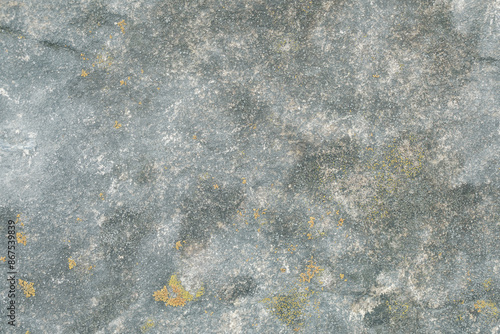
xmin=0 ymin=0 xmax=499 ymax=333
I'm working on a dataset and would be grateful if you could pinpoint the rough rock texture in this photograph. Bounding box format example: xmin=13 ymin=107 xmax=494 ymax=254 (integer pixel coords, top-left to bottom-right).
xmin=0 ymin=0 xmax=499 ymax=333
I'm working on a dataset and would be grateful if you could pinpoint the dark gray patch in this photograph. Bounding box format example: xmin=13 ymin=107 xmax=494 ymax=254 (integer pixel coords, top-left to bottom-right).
xmin=266 ymin=211 xmax=303 ymax=244
xmin=219 ymin=276 xmax=257 ymax=303
xmin=364 ymin=301 xmax=390 ymax=328
xmin=136 ymin=159 xmax=158 ymax=185
xmin=286 ymin=136 xmax=360 ymax=196
xmin=70 ymin=208 xmax=154 ymax=334
xmin=388 ymin=1 xmax=479 ymax=108
xmin=222 ymin=85 xmax=269 ymax=135
xmin=178 ymin=180 xmax=245 ymax=251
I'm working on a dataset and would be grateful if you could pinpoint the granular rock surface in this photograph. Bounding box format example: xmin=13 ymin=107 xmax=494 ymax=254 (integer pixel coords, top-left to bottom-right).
xmin=0 ymin=0 xmax=499 ymax=333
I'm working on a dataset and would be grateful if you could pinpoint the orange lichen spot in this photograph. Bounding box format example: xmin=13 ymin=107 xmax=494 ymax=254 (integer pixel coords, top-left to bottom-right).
xmin=18 ymin=279 xmax=35 ymax=298
xmin=337 ymin=218 xmax=344 ymax=227
xmin=307 ymin=233 xmax=312 ymax=239
xmin=16 ymin=232 xmax=26 ymax=245
xmin=68 ymin=258 xmax=76 ymax=269
xmin=114 ymin=121 xmax=122 ymax=129
xmin=175 ymin=241 xmax=182 ymax=250
xmin=168 ymin=296 xmax=187 ymax=307
xmin=308 ymin=217 xmax=315 ymax=228
xmin=213 ymin=184 xmax=219 ymax=189
xmin=99 ymin=193 xmax=105 ymax=200
xmin=153 ymin=286 xmax=169 ymax=302
xmin=281 ymin=268 xmax=286 ymax=272
xmin=76 ymin=218 xmax=82 ymax=222
xmin=81 ymin=69 xmax=88 ymax=77
xmin=300 ymin=256 xmax=321 ymax=283
xmin=253 ymin=209 xmax=260 ymax=219
xmin=0 ymin=257 xmax=5 ymax=262
xmin=192 ymin=135 xmax=197 ymax=140
xmin=120 ymin=80 xmax=126 ymax=86
xmin=340 ymin=273 xmax=344 ymax=280
xmin=372 ymin=74 xmax=380 ymax=78
xmin=117 ymin=20 xmax=127 ymax=34
xmin=242 ymin=178 xmax=247 ymax=184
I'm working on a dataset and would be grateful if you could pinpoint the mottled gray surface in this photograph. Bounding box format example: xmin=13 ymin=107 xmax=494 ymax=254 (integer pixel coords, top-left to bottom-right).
xmin=0 ymin=0 xmax=499 ymax=333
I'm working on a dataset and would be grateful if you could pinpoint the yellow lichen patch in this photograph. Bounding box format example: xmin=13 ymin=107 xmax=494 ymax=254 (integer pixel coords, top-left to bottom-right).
xmin=483 ymin=278 xmax=492 ymax=291
xmin=99 ymin=193 xmax=105 ymax=200
xmin=68 ymin=258 xmax=76 ymax=269
xmin=364 ymin=134 xmax=425 ymax=223
xmin=170 ymin=275 xmax=194 ymax=301
xmin=300 ymin=256 xmax=321 ymax=283
xmin=16 ymin=232 xmax=26 ymax=245
xmin=153 ymin=275 xmax=200 ymax=308
xmin=81 ymin=69 xmax=88 ymax=77
xmin=18 ymin=279 xmax=35 ymax=298
xmin=195 ymin=286 xmax=205 ymax=299
xmin=260 ymin=288 xmax=309 ymax=328
xmin=117 ymin=20 xmax=127 ymax=34
xmin=337 ymin=218 xmax=344 ymax=227
xmin=372 ymin=74 xmax=380 ymax=78
xmin=0 ymin=257 xmax=5 ymax=262
xmin=193 ymin=135 xmax=197 ymax=140
xmin=213 ymin=184 xmax=219 ymax=189
xmin=386 ymin=300 xmax=410 ymax=319
xmin=474 ymin=300 xmax=498 ymax=320
xmin=114 ymin=121 xmax=122 ymax=129
xmin=175 ymin=240 xmax=182 ymax=250
xmin=308 ymin=217 xmax=315 ymax=227
xmin=120 ymin=80 xmax=127 ymax=86
xmin=242 ymin=177 xmax=246 ymax=184
xmin=140 ymin=319 xmax=155 ymax=333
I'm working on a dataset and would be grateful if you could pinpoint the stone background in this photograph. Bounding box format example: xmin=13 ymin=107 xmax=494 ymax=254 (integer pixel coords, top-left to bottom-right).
xmin=0 ymin=0 xmax=499 ymax=333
